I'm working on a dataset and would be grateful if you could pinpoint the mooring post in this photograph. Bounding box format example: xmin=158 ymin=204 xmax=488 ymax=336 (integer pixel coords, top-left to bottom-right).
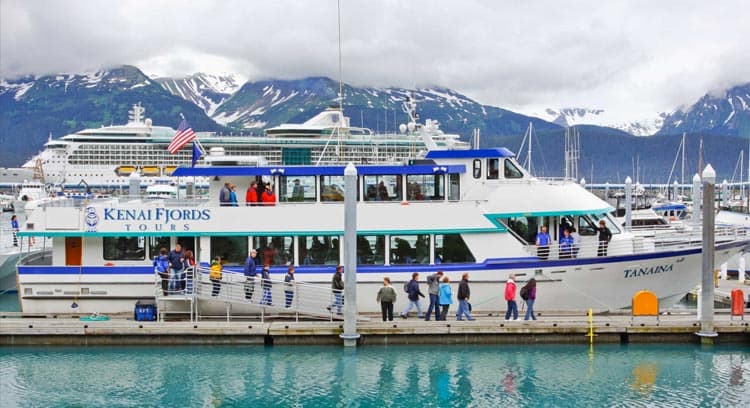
xmin=721 ymin=179 xmax=728 ymax=209
xmin=624 ymin=177 xmax=632 ymax=231
xmin=697 ymin=164 xmax=717 ymax=343
xmin=672 ymin=180 xmax=678 ymax=202
xmin=341 ymin=163 xmax=360 ymax=347
xmin=692 ymin=173 xmax=701 ymax=226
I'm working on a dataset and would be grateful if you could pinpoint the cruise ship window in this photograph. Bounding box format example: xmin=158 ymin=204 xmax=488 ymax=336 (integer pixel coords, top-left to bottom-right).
xmin=211 ymin=236 xmax=248 ymax=265
xmin=487 ymin=159 xmax=499 ymax=179
xmin=363 ymin=175 xmax=402 ymax=201
xmin=279 ymin=176 xmax=316 ymax=202
xmin=434 ymin=234 xmax=475 ymax=263
xmin=472 ymin=159 xmax=481 ymax=179
xmin=103 ymin=237 xmax=145 ymax=261
xmin=448 ymin=174 xmax=460 ymax=201
xmin=406 ymin=174 xmax=444 ymax=201
xmin=148 ymin=236 xmax=171 ymax=259
xmin=320 ymin=176 xmax=345 ymax=202
xmin=504 ymin=159 xmax=523 ymax=179
xmin=357 ymin=235 xmax=385 ymax=265
xmin=253 ymin=236 xmax=294 ymax=266
xmin=299 ymin=235 xmax=339 ymax=265
xmin=390 ymin=234 xmax=430 ymax=265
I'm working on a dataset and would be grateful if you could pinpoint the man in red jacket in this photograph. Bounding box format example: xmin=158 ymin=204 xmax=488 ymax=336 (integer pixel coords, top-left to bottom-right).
xmin=261 ymin=184 xmax=276 ymax=206
xmin=246 ymin=181 xmax=258 ymax=206
xmin=504 ymin=273 xmax=518 ymax=320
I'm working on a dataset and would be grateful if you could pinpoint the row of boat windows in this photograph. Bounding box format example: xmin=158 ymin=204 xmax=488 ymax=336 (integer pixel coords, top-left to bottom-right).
xmin=102 ymin=233 xmax=475 ymax=266
xmin=501 ymin=214 xmax=620 ymax=244
xmin=473 ymin=158 xmax=523 ymax=180
xmin=271 ymin=174 xmax=460 ymax=202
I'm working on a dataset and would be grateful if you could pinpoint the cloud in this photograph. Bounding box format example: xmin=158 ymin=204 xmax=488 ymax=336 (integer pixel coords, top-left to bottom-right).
xmin=1 ymin=0 xmax=748 ymax=122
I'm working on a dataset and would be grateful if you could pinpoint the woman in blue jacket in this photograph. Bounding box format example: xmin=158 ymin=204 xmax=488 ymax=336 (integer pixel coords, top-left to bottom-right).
xmin=438 ymin=276 xmax=452 ymax=321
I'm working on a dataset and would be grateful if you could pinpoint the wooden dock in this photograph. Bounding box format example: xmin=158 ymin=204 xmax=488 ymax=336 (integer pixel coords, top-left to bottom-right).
xmin=1 ymin=312 xmax=747 ymax=346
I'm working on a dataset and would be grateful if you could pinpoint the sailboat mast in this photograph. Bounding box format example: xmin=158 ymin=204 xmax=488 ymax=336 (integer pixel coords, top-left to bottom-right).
xmin=681 ymin=133 xmax=686 ymax=196
xmin=527 ymin=123 xmax=533 ymax=176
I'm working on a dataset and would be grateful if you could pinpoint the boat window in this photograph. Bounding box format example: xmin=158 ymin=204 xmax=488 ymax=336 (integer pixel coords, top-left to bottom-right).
xmin=103 ymin=237 xmax=145 ymax=261
xmin=357 ymin=235 xmax=385 ymax=265
xmin=577 ymin=216 xmax=599 ymax=236
xmin=390 ymin=234 xmax=430 ymax=264
xmin=448 ymin=173 xmax=460 ymax=201
xmin=504 ymin=159 xmax=523 ymax=179
xmin=211 ymin=236 xmax=248 ymax=265
xmin=363 ymin=175 xmax=402 ymax=201
xmin=591 ymin=214 xmax=621 ymax=234
xmin=253 ymin=236 xmax=294 ymax=266
xmin=279 ymin=176 xmax=316 ymax=202
xmin=502 ymin=216 xmax=541 ymax=244
xmin=148 ymin=236 xmax=172 ymax=259
xmin=487 ymin=158 xmax=499 ymax=179
xmin=434 ymin=234 xmax=475 ymax=263
xmin=299 ymin=235 xmax=340 ymax=265
xmin=406 ymin=174 xmax=444 ymax=201
xmin=320 ymin=176 xmax=346 ymax=202
xmin=473 ymin=159 xmax=482 ymax=179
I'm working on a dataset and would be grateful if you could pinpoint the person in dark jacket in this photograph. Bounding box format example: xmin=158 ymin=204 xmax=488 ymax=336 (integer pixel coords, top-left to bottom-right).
xmin=260 ymin=265 xmax=273 ymax=306
xmin=597 ymin=220 xmax=613 ymax=256
xmin=167 ymin=243 xmax=184 ymax=294
xmin=153 ymin=247 xmax=170 ymax=296
xmin=456 ymin=273 xmax=474 ymax=321
xmin=376 ymin=277 xmax=397 ymax=321
xmin=284 ymin=265 xmax=295 ymax=308
xmin=400 ymin=272 xmax=425 ymax=319
xmin=425 ymin=270 xmax=444 ymax=321
xmin=523 ymin=278 xmax=537 ymax=321
xmin=244 ymin=249 xmax=258 ymax=301
xmin=327 ymin=265 xmax=344 ymax=314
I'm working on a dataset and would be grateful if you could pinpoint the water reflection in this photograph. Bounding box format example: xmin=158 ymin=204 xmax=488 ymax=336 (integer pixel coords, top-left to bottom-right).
xmin=0 ymin=344 xmax=748 ymax=407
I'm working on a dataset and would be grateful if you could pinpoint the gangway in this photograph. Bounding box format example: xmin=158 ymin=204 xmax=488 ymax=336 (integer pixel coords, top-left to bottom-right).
xmin=156 ymin=266 xmax=346 ymax=322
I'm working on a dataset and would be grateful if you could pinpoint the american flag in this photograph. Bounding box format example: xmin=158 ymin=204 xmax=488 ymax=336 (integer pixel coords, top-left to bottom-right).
xmin=167 ymin=118 xmax=196 ymax=154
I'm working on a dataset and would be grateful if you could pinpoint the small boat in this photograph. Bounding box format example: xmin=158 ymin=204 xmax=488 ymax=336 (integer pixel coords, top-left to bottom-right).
xmin=141 ymin=166 xmax=160 ymax=176
xmin=115 ymin=166 xmax=137 ymax=176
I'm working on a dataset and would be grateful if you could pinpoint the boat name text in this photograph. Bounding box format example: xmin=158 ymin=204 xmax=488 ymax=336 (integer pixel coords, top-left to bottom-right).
xmin=623 ymin=264 xmax=673 ymax=279
xmin=103 ymin=208 xmax=211 ymax=226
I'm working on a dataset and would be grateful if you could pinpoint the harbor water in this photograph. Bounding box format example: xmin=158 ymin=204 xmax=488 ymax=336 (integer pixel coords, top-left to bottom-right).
xmin=1 ymin=343 xmax=748 ymax=407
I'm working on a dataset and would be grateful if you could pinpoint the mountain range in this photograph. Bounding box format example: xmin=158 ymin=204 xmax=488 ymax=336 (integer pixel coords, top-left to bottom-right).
xmin=1 ymin=65 xmax=748 ymax=181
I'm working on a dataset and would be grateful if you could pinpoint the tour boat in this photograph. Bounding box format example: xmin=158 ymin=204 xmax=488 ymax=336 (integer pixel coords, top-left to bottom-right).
xmin=15 ymin=148 xmax=750 ymax=316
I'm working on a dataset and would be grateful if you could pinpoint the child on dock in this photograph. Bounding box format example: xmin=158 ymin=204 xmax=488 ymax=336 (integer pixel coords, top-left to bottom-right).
xmin=376 ymin=277 xmax=397 ymax=321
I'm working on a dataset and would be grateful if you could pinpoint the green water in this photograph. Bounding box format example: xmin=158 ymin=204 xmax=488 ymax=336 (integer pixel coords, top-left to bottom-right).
xmin=1 ymin=344 xmax=748 ymax=407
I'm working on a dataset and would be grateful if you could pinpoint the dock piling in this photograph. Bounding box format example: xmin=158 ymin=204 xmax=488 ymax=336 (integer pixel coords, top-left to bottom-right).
xmin=340 ymin=163 xmax=360 ymax=347
xmin=697 ymin=164 xmax=717 ymax=342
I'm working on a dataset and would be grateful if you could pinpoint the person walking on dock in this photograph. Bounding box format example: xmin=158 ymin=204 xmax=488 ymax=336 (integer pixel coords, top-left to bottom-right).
xmin=284 ymin=265 xmax=295 ymax=308
xmin=425 ymin=270 xmax=444 ymax=321
xmin=167 ymin=243 xmax=185 ymax=295
xmin=505 ymin=274 xmax=519 ymax=320
xmin=209 ymin=257 xmax=222 ymax=297
xmin=260 ymin=265 xmax=273 ymax=306
xmin=438 ymin=276 xmax=452 ymax=321
xmin=376 ymin=277 xmax=397 ymax=321
xmin=456 ymin=273 xmax=474 ymax=321
xmin=522 ymin=278 xmax=537 ymax=321
xmin=327 ymin=265 xmax=344 ymax=314
xmin=535 ymin=226 xmax=551 ymax=260
xmin=597 ymin=220 xmax=612 ymax=256
xmin=244 ymin=249 xmax=258 ymax=301
xmin=400 ymin=272 xmax=425 ymax=319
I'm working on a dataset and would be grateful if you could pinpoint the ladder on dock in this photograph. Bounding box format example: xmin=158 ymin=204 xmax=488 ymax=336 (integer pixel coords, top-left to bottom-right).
xmin=156 ymin=267 xmax=344 ymax=322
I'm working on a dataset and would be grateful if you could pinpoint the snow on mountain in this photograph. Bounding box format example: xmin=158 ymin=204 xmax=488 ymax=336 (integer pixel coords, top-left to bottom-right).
xmin=530 ymin=107 xmax=665 ymax=136
xmin=156 ymin=73 xmax=243 ymax=116
xmin=657 ymin=82 xmax=750 ymax=137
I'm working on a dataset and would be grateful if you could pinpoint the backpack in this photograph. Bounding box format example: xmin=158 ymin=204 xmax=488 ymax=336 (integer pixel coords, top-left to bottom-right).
xmin=155 ymin=256 xmax=169 ymax=273
xmin=520 ymin=285 xmax=529 ymax=301
xmin=403 ymin=281 xmax=410 ymax=293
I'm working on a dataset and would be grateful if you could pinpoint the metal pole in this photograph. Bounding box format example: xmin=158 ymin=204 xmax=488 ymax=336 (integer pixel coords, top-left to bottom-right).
xmin=624 ymin=176 xmax=632 ymax=231
xmin=721 ymin=180 xmax=728 ymax=209
xmin=697 ymin=164 xmax=717 ymax=342
xmin=341 ymin=163 xmax=360 ymax=346
xmin=673 ymin=180 xmax=679 ymax=202
xmin=692 ymin=173 xmax=701 ymax=226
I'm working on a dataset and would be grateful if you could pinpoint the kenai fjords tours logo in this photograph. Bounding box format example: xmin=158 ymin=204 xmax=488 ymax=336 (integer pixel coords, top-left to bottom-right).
xmin=85 ymin=207 xmax=99 ymax=232
xmin=623 ymin=264 xmax=674 ymax=278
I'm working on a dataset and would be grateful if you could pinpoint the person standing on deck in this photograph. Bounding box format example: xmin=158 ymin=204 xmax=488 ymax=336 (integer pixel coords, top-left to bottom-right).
xmin=182 ymin=249 xmax=196 ymax=293
xmin=376 ymin=277 xmax=397 ymax=321
xmin=400 ymin=272 xmax=425 ymax=319
xmin=597 ymin=220 xmax=612 ymax=256
xmin=219 ymin=181 xmax=231 ymax=206
xmin=284 ymin=265 xmax=295 ymax=308
xmin=246 ymin=181 xmax=259 ymax=206
xmin=504 ymin=273 xmax=519 ymax=320
xmin=261 ymin=184 xmax=276 ymax=206
xmin=244 ymin=249 xmax=258 ymax=301
xmin=535 ymin=226 xmax=551 ymax=260
xmin=559 ymin=229 xmax=574 ymax=259
xmin=570 ymin=227 xmax=582 ymax=258
xmin=167 ymin=243 xmax=185 ymax=295
xmin=327 ymin=265 xmax=344 ymax=314
xmin=438 ymin=276 xmax=453 ymax=321
xmin=456 ymin=273 xmax=474 ymax=321
xmin=425 ymin=270 xmax=444 ymax=321
xmin=209 ymin=257 xmax=222 ymax=297
xmin=260 ymin=265 xmax=273 ymax=306
xmin=10 ymin=214 xmax=19 ymax=246
xmin=229 ymin=184 xmax=239 ymax=206
xmin=153 ymin=248 xmax=170 ymax=296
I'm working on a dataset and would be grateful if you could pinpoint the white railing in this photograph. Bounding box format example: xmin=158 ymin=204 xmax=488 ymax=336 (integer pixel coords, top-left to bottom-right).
xmin=155 ymin=266 xmax=343 ymax=321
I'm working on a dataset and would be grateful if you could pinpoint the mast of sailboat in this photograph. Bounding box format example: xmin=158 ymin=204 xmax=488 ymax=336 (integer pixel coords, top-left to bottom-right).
xmin=527 ymin=123 xmax=533 ymax=176
xmin=681 ymin=132 xmax=686 ymax=197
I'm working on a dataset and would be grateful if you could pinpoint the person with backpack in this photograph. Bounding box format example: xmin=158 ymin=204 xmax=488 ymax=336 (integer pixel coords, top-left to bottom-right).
xmin=153 ymin=248 xmax=170 ymax=296
xmin=376 ymin=277 xmax=397 ymax=321
xmin=260 ymin=265 xmax=273 ymax=306
xmin=327 ymin=265 xmax=344 ymax=314
xmin=522 ymin=278 xmax=537 ymax=321
xmin=424 ymin=270 xmax=444 ymax=321
xmin=400 ymin=272 xmax=425 ymax=319
xmin=438 ymin=276 xmax=452 ymax=321
xmin=456 ymin=273 xmax=474 ymax=321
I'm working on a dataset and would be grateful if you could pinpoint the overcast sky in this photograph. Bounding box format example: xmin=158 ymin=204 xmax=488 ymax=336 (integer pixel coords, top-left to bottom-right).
xmin=1 ymin=0 xmax=748 ymax=122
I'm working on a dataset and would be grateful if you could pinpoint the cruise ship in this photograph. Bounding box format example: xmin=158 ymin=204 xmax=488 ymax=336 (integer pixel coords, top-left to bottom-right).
xmin=19 ymin=102 xmax=469 ymax=188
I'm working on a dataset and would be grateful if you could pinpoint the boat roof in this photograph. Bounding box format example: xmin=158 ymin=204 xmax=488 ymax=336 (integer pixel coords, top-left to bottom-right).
xmin=425 ymin=148 xmax=515 ymax=159
xmin=173 ymin=164 xmax=466 ymax=177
